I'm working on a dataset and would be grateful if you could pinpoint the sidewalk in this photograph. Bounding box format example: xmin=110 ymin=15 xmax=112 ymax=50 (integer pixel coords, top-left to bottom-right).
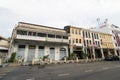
xmin=0 ymin=63 xmax=20 ymax=79
xmin=22 ymin=58 xmax=104 ymax=66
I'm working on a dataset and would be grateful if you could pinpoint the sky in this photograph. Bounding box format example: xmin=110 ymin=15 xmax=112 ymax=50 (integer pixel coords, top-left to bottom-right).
xmin=0 ymin=0 xmax=120 ymax=38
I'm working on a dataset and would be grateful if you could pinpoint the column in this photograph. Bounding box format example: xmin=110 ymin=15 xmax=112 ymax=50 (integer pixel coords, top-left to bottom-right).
xmin=70 ymin=46 xmax=73 ymax=54
xmin=118 ymin=49 xmax=120 ymax=56
xmin=114 ymin=49 xmax=117 ymax=56
xmin=45 ymin=46 xmax=49 ymax=55
xmin=66 ymin=46 xmax=68 ymax=57
xmin=92 ymin=47 xmax=95 ymax=59
xmin=35 ymin=45 xmax=38 ymax=59
xmin=14 ymin=44 xmax=18 ymax=53
xmin=101 ymin=48 xmax=104 ymax=59
xmin=108 ymin=49 xmax=111 ymax=55
xmin=55 ymin=46 xmax=58 ymax=60
xmin=85 ymin=47 xmax=87 ymax=54
xmin=82 ymin=47 xmax=85 ymax=53
xmin=24 ymin=45 xmax=28 ymax=62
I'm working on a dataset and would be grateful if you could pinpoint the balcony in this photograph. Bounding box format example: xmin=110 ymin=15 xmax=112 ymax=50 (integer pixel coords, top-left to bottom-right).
xmin=16 ymin=35 xmax=68 ymax=43
xmin=16 ymin=35 xmax=46 ymax=41
xmin=46 ymin=38 xmax=68 ymax=43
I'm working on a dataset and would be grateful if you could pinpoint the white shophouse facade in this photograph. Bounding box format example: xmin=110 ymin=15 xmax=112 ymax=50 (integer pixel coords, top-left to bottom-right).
xmin=0 ymin=36 xmax=9 ymax=62
xmin=9 ymin=22 xmax=69 ymax=62
xmin=82 ymin=29 xmax=103 ymax=59
xmin=93 ymin=24 xmax=120 ymax=56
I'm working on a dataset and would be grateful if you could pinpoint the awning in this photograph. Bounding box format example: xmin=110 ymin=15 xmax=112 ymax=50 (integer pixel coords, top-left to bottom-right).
xmin=0 ymin=47 xmax=8 ymax=50
xmin=74 ymin=43 xmax=83 ymax=46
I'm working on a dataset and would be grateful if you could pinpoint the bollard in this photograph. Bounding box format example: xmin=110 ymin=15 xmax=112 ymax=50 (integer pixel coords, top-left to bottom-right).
xmin=49 ymin=58 xmax=52 ymax=64
xmin=64 ymin=57 xmax=66 ymax=63
xmin=85 ymin=57 xmax=88 ymax=63
xmin=32 ymin=58 xmax=35 ymax=66
xmin=0 ymin=58 xmax=2 ymax=66
xmin=93 ymin=55 xmax=96 ymax=61
xmin=76 ymin=57 xmax=79 ymax=63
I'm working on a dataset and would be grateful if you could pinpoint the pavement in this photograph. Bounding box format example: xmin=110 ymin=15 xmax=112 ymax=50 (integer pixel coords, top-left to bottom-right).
xmin=0 ymin=63 xmax=20 ymax=79
xmin=1 ymin=61 xmax=120 ymax=80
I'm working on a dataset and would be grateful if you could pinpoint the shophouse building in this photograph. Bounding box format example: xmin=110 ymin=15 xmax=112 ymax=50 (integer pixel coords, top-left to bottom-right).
xmin=0 ymin=36 xmax=9 ymax=62
xmin=99 ymin=32 xmax=115 ymax=58
xmin=9 ymin=22 xmax=69 ymax=62
xmin=93 ymin=24 xmax=120 ymax=56
xmin=64 ymin=26 xmax=83 ymax=58
xmin=64 ymin=25 xmax=115 ymax=59
xmin=83 ymin=29 xmax=102 ymax=59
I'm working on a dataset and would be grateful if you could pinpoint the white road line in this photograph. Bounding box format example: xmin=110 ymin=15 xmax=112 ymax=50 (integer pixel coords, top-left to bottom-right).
xmin=58 ymin=73 xmax=70 ymax=77
xmin=102 ymin=67 xmax=109 ymax=70
xmin=26 ymin=78 xmax=35 ymax=80
xmin=85 ymin=70 xmax=93 ymax=72
xmin=115 ymin=65 xmax=120 ymax=68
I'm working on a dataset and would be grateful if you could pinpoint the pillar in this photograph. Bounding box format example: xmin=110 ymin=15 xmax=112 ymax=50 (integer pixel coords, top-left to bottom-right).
xmin=35 ymin=45 xmax=38 ymax=59
xmin=92 ymin=47 xmax=95 ymax=59
xmin=0 ymin=58 xmax=2 ymax=66
xmin=70 ymin=46 xmax=73 ymax=54
xmin=45 ymin=46 xmax=49 ymax=55
xmin=55 ymin=46 xmax=59 ymax=60
xmin=108 ymin=49 xmax=111 ymax=55
xmin=85 ymin=47 xmax=87 ymax=54
xmin=114 ymin=49 xmax=117 ymax=56
xmin=13 ymin=44 xmax=18 ymax=53
xmin=24 ymin=45 xmax=28 ymax=62
xmin=100 ymin=48 xmax=104 ymax=59
xmin=66 ymin=46 xmax=68 ymax=57
xmin=118 ymin=49 xmax=120 ymax=56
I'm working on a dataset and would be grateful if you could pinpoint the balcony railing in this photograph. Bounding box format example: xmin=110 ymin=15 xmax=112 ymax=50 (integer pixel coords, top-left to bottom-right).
xmin=16 ymin=35 xmax=46 ymax=41
xmin=16 ymin=35 xmax=68 ymax=43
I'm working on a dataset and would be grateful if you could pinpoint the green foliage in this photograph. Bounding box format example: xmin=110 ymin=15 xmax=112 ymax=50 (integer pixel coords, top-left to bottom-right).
xmin=8 ymin=52 xmax=16 ymax=62
xmin=81 ymin=52 xmax=88 ymax=59
xmin=43 ymin=55 xmax=49 ymax=61
xmin=68 ymin=53 xmax=77 ymax=60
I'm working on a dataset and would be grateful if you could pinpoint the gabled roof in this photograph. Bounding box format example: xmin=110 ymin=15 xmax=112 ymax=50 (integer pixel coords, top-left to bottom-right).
xmin=19 ymin=22 xmax=65 ymax=31
xmin=0 ymin=36 xmax=8 ymax=41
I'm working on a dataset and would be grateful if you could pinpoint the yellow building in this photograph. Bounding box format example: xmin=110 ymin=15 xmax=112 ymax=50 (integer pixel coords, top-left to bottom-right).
xmin=64 ymin=26 xmax=83 ymax=58
xmin=99 ymin=32 xmax=116 ymax=58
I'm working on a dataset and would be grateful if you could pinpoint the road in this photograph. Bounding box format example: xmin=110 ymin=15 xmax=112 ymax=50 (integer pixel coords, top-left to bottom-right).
xmin=1 ymin=61 xmax=120 ymax=80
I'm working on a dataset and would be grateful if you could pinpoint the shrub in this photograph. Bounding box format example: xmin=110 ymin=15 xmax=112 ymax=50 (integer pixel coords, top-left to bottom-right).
xmin=81 ymin=52 xmax=88 ymax=59
xmin=68 ymin=53 xmax=77 ymax=60
xmin=43 ymin=55 xmax=49 ymax=61
xmin=8 ymin=52 xmax=16 ymax=62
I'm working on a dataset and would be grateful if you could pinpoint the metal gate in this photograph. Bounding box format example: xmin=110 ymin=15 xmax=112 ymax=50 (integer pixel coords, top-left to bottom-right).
xmin=49 ymin=48 xmax=55 ymax=60
xmin=27 ymin=45 xmax=35 ymax=61
xmin=17 ymin=45 xmax=25 ymax=59
xmin=38 ymin=46 xmax=44 ymax=58
xmin=60 ymin=48 xmax=66 ymax=59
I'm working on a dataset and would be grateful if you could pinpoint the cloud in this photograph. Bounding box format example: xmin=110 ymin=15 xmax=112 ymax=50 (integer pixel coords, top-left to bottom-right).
xmin=0 ymin=0 xmax=120 ymax=37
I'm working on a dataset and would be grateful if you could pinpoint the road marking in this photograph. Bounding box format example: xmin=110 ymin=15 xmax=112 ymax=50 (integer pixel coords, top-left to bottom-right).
xmin=85 ymin=70 xmax=93 ymax=72
xmin=58 ymin=73 xmax=70 ymax=77
xmin=26 ymin=78 xmax=35 ymax=80
xmin=102 ymin=67 xmax=109 ymax=70
xmin=115 ymin=65 xmax=120 ymax=68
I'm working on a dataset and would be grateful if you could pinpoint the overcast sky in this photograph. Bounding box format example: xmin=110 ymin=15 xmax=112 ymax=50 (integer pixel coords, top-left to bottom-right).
xmin=0 ymin=0 xmax=120 ymax=38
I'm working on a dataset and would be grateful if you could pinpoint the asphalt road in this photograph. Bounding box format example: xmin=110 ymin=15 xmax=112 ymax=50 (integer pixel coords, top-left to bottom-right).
xmin=1 ymin=61 xmax=120 ymax=80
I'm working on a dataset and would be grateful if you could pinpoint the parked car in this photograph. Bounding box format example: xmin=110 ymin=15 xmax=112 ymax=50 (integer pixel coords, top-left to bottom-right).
xmin=104 ymin=55 xmax=119 ymax=61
